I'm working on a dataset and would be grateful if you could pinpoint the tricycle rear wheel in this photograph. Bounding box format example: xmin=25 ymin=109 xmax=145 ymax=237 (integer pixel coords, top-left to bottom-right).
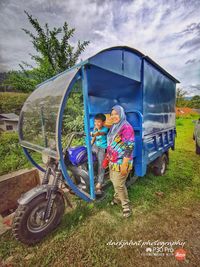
xmin=152 ymin=154 xmax=168 ymax=176
xmin=196 ymin=141 xmax=200 ymax=155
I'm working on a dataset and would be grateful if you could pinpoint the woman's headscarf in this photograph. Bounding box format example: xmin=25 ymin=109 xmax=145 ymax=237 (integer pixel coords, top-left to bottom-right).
xmin=107 ymin=105 xmax=130 ymax=145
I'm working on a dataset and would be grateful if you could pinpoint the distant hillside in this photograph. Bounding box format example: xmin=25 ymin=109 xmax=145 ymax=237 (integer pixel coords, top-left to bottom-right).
xmin=0 ymin=72 xmax=15 ymax=92
xmin=0 ymin=92 xmax=29 ymax=114
xmin=0 ymin=72 xmax=7 ymax=83
xmin=185 ymin=96 xmax=193 ymax=100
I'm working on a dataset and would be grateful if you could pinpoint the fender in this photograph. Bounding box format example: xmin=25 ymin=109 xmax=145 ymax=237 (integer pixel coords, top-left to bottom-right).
xmin=18 ymin=184 xmax=66 ymax=206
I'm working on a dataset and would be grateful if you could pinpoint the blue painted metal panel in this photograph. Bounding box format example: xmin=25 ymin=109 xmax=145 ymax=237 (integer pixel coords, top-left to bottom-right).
xmin=89 ymin=48 xmax=142 ymax=82
xmin=91 ymin=46 xmax=179 ymax=83
xmin=89 ymin=49 xmax=123 ymax=76
xmin=87 ymin=65 xmax=142 ymax=114
xmin=143 ymin=59 xmax=176 ymax=136
xmin=123 ymin=50 xmax=141 ymax=81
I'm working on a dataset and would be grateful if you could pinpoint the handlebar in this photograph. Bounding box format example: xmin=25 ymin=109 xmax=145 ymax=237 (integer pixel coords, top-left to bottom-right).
xmin=63 ymin=131 xmax=86 ymax=154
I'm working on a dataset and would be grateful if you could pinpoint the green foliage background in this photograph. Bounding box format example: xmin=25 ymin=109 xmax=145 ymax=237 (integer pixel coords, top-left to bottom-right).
xmin=0 ymin=92 xmax=29 ymax=114
xmin=0 ymin=132 xmax=42 ymax=175
xmin=176 ymin=88 xmax=200 ymax=108
xmin=0 ymin=83 xmax=85 ymax=175
xmin=4 ymin=11 xmax=89 ymax=92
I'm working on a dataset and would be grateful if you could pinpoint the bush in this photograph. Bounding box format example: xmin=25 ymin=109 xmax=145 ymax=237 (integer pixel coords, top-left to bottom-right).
xmin=0 ymin=92 xmax=29 ymax=115
xmin=0 ymin=132 xmax=42 ymax=175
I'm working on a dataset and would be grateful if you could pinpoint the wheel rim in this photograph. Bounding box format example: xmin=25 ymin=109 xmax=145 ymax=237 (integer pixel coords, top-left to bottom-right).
xmin=160 ymin=161 xmax=166 ymax=174
xmin=27 ymin=201 xmax=57 ymax=233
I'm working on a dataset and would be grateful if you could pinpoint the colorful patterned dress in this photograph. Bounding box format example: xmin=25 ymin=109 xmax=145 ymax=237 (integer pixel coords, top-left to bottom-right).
xmin=107 ymin=123 xmax=135 ymax=172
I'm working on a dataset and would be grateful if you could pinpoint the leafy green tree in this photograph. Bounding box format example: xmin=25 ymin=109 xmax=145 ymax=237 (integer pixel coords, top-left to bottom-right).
xmin=188 ymin=95 xmax=200 ymax=109
xmin=61 ymin=80 xmax=85 ymax=146
xmin=4 ymin=70 xmax=38 ymax=93
xmin=5 ymin=11 xmax=89 ymax=92
xmin=176 ymin=88 xmax=189 ymax=107
xmin=0 ymin=92 xmax=29 ymax=114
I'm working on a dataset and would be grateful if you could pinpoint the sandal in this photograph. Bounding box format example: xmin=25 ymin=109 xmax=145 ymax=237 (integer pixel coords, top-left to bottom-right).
xmin=123 ymin=208 xmax=131 ymax=218
xmin=95 ymin=183 xmax=103 ymax=195
xmin=95 ymin=188 xmax=103 ymax=195
xmin=110 ymin=199 xmax=120 ymax=206
xmin=78 ymin=183 xmax=87 ymax=191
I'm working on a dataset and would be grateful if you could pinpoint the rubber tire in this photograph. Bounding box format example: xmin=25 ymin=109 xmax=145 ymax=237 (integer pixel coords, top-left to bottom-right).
xmin=12 ymin=193 xmax=65 ymax=245
xmin=71 ymin=169 xmax=90 ymax=192
xmin=68 ymin=163 xmax=98 ymax=193
xmin=196 ymin=141 xmax=200 ymax=155
xmin=152 ymin=154 xmax=168 ymax=176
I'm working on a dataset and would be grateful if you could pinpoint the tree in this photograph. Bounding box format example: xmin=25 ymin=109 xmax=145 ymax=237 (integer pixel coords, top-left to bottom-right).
xmin=176 ymin=88 xmax=189 ymax=107
xmin=188 ymin=95 xmax=200 ymax=109
xmin=5 ymin=11 xmax=89 ymax=92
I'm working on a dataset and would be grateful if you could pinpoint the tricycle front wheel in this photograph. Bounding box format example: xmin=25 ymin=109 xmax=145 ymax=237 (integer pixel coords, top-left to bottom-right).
xmin=12 ymin=193 xmax=65 ymax=245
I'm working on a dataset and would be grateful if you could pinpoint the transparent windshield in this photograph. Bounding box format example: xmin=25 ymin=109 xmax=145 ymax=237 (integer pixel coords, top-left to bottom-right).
xmin=19 ymin=67 xmax=80 ymax=158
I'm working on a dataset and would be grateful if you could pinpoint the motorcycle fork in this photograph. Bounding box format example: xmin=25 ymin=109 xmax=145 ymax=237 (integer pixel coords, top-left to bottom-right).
xmin=42 ymin=166 xmax=51 ymax=185
xmin=44 ymin=169 xmax=61 ymax=221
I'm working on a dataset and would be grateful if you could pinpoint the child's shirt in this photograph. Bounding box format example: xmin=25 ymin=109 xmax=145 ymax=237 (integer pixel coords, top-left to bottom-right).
xmin=107 ymin=123 xmax=135 ymax=172
xmin=93 ymin=126 xmax=109 ymax=149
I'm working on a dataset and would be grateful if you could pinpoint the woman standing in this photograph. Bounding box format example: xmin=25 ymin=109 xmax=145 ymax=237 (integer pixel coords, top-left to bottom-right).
xmin=106 ymin=105 xmax=135 ymax=218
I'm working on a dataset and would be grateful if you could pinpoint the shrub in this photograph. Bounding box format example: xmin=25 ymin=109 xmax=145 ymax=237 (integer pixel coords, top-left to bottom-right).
xmin=0 ymin=92 xmax=29 ymax=115
xmin=0 ymin=132 xmax=41 ymax=175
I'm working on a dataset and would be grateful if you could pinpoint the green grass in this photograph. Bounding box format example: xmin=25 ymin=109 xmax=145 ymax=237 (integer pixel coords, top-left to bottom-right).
xmin=0 ymin=132 xmax=42 ymax=176
xmin=0 ymin=115 xmax=200 ymax=266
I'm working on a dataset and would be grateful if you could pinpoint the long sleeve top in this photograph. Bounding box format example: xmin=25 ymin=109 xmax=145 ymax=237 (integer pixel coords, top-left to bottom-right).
xmin=107 ymin=123 xmax=135 ymax=172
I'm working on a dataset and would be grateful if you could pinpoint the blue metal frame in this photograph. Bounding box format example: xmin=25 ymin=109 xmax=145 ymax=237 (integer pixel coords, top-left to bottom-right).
xmin=57 ymin=70 xmax=93 ymax=202
xmin=143 ymin=127 xmax=176 ymax=164
xmin=139 ymin=57 xmax=146 ymax=176
xmin=22 ymin=146 xmax=46 ymax=173
xmin=81 ymin=66 xmax=95 ymax=200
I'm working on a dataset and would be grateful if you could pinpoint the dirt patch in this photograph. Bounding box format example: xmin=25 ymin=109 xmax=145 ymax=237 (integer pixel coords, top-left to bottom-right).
xmin=176 ymin=107 xmax=198 ymax=117
xmin=112 ymin=200 xmax=200 ymax=267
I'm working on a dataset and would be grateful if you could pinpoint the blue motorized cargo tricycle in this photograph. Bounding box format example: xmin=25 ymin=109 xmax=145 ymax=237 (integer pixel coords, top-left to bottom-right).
xmin=12 ymin=46 xmax=179 ymax=245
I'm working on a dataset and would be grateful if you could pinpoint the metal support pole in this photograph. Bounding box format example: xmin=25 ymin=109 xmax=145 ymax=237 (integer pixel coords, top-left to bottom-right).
xmin=81 ymin=66 xmax=95 ymax=200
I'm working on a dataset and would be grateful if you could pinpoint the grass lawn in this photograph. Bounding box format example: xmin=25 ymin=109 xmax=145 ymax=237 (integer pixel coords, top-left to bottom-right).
xmin=0 ymin=116 xmax=200 ymax=267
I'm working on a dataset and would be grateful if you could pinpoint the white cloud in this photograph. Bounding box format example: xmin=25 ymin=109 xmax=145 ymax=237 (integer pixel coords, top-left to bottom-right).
xmin=0 ymin=0 xmax=200 ymax=96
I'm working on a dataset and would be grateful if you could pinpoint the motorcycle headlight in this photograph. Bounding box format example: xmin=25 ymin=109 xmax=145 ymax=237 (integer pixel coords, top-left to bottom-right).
xmin=42 ymin=153 xmax=49 ymax=164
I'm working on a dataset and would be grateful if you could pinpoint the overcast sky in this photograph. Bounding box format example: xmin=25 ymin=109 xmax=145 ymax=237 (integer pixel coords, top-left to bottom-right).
xmin=0 ymin=0 xmax=200 ymax=96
